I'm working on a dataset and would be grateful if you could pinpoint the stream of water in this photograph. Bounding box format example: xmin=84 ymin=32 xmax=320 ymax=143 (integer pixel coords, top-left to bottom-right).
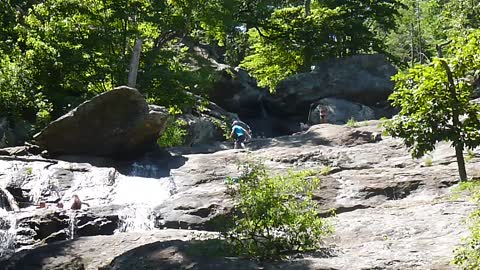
xmin=0 ymin=158 xmax=178 ymax=251
xmin=113 ymin=162 xmax=176 ymax=232
xmin=0 ymin=209 xmax=16 ymax=259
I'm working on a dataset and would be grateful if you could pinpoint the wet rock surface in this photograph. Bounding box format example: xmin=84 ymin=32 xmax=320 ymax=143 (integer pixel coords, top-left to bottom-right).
xmin=0 ymin=120 xmax=479 ymax=269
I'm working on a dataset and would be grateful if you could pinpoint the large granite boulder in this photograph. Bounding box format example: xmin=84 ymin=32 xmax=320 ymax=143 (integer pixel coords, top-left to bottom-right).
xmin=266 ymin=54 xmax=397 ymax=116
xmin=210 ymin=67 xmax=268 ymax=118
xmin=309 ymin=97 xmax=376 ymax=125
xmin=180 ymin=114 xmax=226 ymax=146
xmin=179 ymin=93 xmax=237 ymax=146
xmin=33 ymin=86 xmax=169 ymax=158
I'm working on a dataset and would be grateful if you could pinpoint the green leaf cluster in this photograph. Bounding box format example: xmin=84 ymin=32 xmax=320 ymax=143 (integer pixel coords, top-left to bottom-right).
xmin=384 ymin=29 xmax=480 ymax=180
xmin=0 ymin=52 xmax=52 ymax=126
xmin=157 ymin=117 xmax=188 ymax=148
xmin=240 ymin=7 xmax=334 ymax=90
xmin=224 ymin=161 xmax=333 ymax=260
xmin=453 ymin=179 xmax=480 ymax=269
xmin=239 ymin=0 xmax=402 ymax=91
xmin=0 ymin=0 xmax=221 ymax=130
xmin=385 ymin=0 xmax=480 ymax=67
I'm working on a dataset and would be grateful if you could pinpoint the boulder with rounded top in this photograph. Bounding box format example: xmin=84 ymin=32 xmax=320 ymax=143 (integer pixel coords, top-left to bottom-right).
xmin=33 ymin=86 xmax=169 ymax=158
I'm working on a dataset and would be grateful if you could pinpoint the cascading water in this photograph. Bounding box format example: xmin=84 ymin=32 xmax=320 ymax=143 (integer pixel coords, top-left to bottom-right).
xmin=0 ymin=157 xmax=178 ymax=249
xmin=4 ymin=161 xmax=64 ymax=208
xmin=113 ymin=162 xmax=176 ymax=232
xmin=67 ymin=212 xmax=76 ymax=240
xmin=0 ymin=209 xmax=16 ymax=259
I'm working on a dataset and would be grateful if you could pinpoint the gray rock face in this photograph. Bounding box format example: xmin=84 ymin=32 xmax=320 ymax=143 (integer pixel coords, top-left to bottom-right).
xmin=181 ymin=114 xmax=221 ymax=145
xmin=209 ymin=55 xmax=396 ymax=137
xmin=309 ymin=97 xmax=376 ymax=124
xmin=210 ymin=67 xmax=268 ymax=118
xmin=1 ymin=121 xmax=479 ymax=269
xmin=1 ymin=230 xmax=220 ymax=270
xmin=267 ymin=54 xmax=397 ymax=115
xmin=179 ymin=94 xmax=237 ymax=146
xmin=33 ymin=86 xmax=169 ymax=158
xmin=0 ymin=118 xmax=9 ymax=148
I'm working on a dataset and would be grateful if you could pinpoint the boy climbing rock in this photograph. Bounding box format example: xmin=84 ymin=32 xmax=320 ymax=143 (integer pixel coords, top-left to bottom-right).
xmin=229 ymin=120 xmax=251 ymax=149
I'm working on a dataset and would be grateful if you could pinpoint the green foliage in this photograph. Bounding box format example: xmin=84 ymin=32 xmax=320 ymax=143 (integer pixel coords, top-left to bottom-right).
xmin=240 ymin=1 xmax=402 ymax=91
xmin=4 ymin=0 xmax=479 ymax=150
xmin=346 ymin=118 xmax=358 ymax=128
xmin=224 ymin=161 xmax=333 ymax=260
xmin=384 ymin=30 xmax=480 ymax=161
xmin=465 ymin=150 xmax=476 ymax=163
xmin=385 ymin=0 xmax=448 ymax=66
xmin=1 ymin=0 xmax=219 ymax=127
xmin=0 ymin=52 xmax=52 ymax=127
xmin=240 ymin=5 xmax=348 ymax=90
xmin=317 ymin=0 xmax=403 ymax=55
xmin=25 ymin=167 xmax=33 ymax=176
xmin=424 ymin=156 xmax=433 ymax=167
xmin=443 ymin=0 xmax=480 ymax=32
xmin=453 ymin=179 xmax=480 ymax=269
xmin=319 ymin=165 xmax=332 ymax=176
xmin=385 ymin=0 xmax=480 ymax=67
xmin=211 ymin=116 xmax=230 ymax=140
xmin=239 ymin=7 xmax=308 ymax=90
xmin=157 ymin=118 xmax=188 ymax=148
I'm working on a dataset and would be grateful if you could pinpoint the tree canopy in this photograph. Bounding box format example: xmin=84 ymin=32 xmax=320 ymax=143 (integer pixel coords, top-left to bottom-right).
xmin=0 ymin=0 xmax=479 ymax=138
xmin=385 ymin=29 xmax=480 ymax=181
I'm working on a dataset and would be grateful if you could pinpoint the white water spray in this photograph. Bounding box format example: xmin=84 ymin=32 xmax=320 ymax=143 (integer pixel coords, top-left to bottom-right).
xmin=0 ymin=209 xmax=17 ymax=259
xmin=113 ymin=162 xmax=176 ymax=232
xmin=66 ymin=212 xmax=77 ymax=240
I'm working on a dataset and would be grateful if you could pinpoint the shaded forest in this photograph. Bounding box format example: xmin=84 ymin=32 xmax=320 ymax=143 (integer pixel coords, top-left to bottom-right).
xmin=0 ymin=0 xmax=478 ymax=132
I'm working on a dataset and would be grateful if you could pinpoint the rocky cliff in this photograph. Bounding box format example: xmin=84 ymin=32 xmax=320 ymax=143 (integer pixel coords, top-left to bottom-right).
xmin=0 ymin=120 xmax=478 ymax=270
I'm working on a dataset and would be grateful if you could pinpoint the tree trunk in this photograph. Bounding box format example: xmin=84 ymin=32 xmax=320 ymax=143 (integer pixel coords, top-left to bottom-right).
xmin=455 ymin=143 xmax=468 ymax=181
xmin=302 ymin=0 xmax=312 ymax=72
xmin=438 ymin=54 xmax=468 ymax=181
xmin=302 ymin=48 xmax=313 ymax=72
xmin=304 ymin=0 xmax=311 ymax=16
xmin=128 ymin=38 xmax=143 ymax=88
xmin=410 ymin=23 xmax=415 ymax=67
xmin=416 ymin=1 xmax=423 ymax=63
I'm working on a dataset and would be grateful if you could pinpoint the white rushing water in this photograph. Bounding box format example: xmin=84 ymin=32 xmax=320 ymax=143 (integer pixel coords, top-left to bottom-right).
xmin=113 ymin=162 xmax=176 ymax=232
xmin=0 ymin=159 xmax=177 ymax=237
xmin=0 ymin=209 xmax=16 ymax=259
xmin=0 ymin=161 xmax=51 ymax=206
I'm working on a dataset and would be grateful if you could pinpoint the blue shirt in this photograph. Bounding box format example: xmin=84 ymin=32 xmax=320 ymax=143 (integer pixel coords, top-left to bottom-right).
xmin=232 ymin=125 xmax=244 ymax=137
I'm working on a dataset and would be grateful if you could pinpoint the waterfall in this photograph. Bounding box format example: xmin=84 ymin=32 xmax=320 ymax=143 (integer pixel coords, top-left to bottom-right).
xmin=116 ymin=204 xmax=155 ymax=232
xmin=0 ymin=158 xmax=177 ymax=242
xmin=0 ymin=209 xmax=16 ymax=259
xmin=0 ymin=188 xmax=19 ymax=212
xmin=66 ymin=212 xmax=76 ymax=240
xmin=17 ymin=162 xmax=60 ymax=206
xmin=113 ymin=162 xmax=176 ymax=232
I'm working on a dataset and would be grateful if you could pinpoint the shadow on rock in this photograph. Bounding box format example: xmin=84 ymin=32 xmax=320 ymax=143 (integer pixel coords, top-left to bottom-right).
xmin=57 ymin=150 xmax=188 ymax=179
xmin=103 ymin=239 xmax=328 ymax=270
xmin=246 ymin=133 xmax=332 ymax=151
xmin=115 ymin=154 xmax=189 ymax=178
xmin=0 ymin=238 xmax=87 ymax=270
